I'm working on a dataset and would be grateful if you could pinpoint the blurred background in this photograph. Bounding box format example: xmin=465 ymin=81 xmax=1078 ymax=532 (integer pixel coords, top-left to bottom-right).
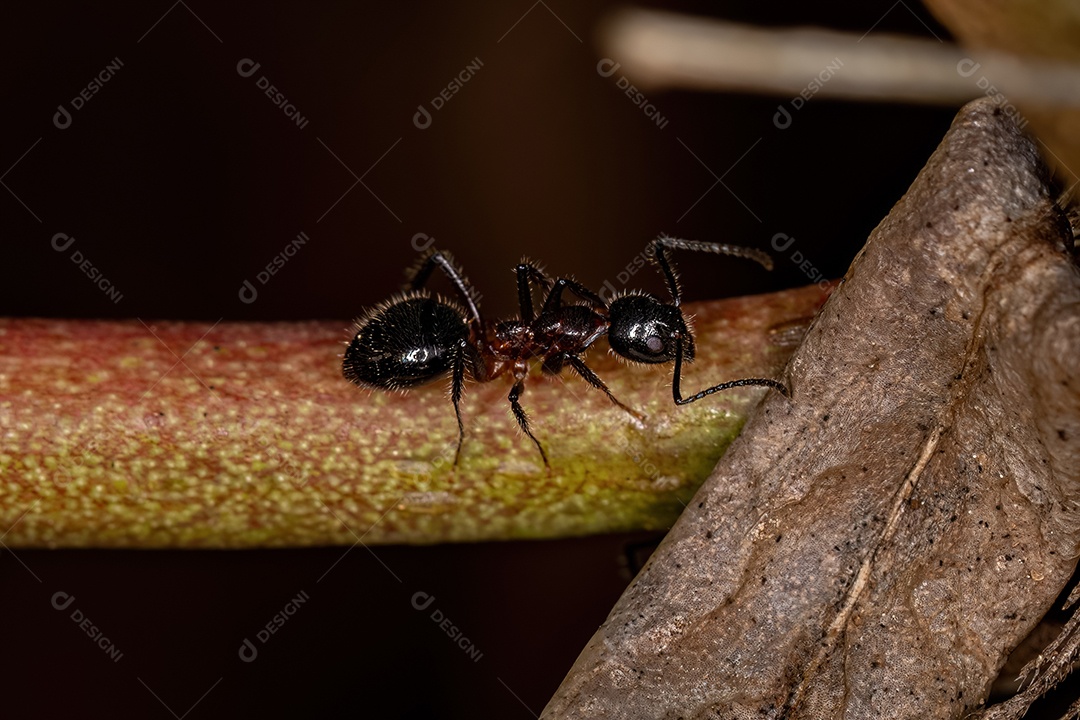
xmin=0 ymin=1 xmax=997 ymax=717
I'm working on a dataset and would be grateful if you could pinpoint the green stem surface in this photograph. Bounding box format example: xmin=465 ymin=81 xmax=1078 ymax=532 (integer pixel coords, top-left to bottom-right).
xmin=0 ymin=285 xmax=825 ymax=547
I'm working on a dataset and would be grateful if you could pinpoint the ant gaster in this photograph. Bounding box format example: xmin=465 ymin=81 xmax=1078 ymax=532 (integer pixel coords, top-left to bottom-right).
xmin=342 ymin=236 xmax=788 ymax=468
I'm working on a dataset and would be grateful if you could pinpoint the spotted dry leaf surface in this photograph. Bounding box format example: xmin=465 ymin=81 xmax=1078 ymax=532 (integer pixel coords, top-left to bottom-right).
xmin=0 ymin=286 xmax=818 ymax=547
xmin=543 ymin=99 xmax=1080 ymax=719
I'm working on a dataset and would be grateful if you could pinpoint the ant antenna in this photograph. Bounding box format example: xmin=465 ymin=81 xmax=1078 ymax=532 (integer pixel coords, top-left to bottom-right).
xmin=649 ymin=235 xmax=773 ymax=306
xmin=649 ymin=235 xmax=789 ymax=400
xmin=672 ymin=340 xmax=789 ymax=403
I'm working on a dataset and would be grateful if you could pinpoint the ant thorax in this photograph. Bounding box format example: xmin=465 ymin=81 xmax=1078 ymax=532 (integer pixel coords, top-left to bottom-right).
xmin=487 ymin=319 xmax=531 ymax=359
xmin=478 ymin=319 xmax=532 ymax=381
xmin=484 ymin=306 xmax=608 ymax=369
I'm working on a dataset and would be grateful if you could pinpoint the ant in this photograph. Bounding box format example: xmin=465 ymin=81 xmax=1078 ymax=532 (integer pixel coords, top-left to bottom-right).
xmin=342 ymin=236 xmax=788 ymax=468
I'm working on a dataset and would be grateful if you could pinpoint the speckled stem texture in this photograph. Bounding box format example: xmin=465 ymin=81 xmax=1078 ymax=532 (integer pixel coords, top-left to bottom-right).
xmin=0 ymin=286 xmax=823 ymax=547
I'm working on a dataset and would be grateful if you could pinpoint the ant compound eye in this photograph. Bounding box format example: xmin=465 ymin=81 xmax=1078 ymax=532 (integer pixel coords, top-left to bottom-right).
xmin=608 ymin=295 xmax=685 ymax=364
xmin=622 ymin=321 xmax=673 ymax=362
xmin=344 ymin=296 xmax=469 ymax=389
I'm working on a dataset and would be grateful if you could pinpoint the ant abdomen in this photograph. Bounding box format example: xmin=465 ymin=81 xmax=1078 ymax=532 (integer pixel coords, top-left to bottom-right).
xmin=343 ymin=293 xmax=470 ymax=390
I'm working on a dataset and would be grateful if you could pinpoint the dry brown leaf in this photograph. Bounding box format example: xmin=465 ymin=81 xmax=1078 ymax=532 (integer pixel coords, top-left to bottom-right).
xmin=542 ymin=98 xmax=1080 ymax=718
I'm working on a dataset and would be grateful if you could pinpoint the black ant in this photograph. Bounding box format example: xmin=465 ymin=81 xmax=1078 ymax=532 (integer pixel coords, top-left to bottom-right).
xmin=342 ymin=236 xmax=788 ymax=468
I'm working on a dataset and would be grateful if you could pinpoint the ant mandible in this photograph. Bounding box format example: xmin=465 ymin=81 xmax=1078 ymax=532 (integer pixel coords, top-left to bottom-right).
xmin=342 ymin=235 xmax=788 ymax=468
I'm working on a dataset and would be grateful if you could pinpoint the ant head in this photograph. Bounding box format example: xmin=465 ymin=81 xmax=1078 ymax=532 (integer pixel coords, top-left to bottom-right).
xmin=343 ymin=292 xmax=471 ymax=390
xmin=607 ymin=293 xmax=693 ymax=364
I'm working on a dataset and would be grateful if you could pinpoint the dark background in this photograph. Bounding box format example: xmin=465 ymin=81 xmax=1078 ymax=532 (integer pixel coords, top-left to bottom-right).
xmin=0 ymin=2 xmax=986 ymax=717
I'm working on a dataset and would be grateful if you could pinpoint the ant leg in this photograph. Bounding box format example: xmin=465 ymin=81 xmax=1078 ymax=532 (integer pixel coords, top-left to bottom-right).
xmin=564 ymin=355 xmax=645 ymax=421
xmin=408 ymin=249 xmax=482 ymax=326
xmin=406 ymin=253 xmax=479 ymax=463
xmin=539 ymin=276 xmax=608 ymax=315
xmin=515 ymin=261 xmax=553 ymax=323
xmin=671 ymin=337 xmax=789 ymax=404
xmin=508 ymin=378 xmax=550 ymax=467
xmin=516 ymin=261 xmax=606 ymax=318
xmin=648 ymin=235 xmax=774 ymax=306
xmin=450 ymin=340 xmax=467 ymax=467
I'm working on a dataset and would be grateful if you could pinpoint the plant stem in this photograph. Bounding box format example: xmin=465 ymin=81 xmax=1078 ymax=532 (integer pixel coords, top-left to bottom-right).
xmin=0 ymin=285 xmax=826 ymax=547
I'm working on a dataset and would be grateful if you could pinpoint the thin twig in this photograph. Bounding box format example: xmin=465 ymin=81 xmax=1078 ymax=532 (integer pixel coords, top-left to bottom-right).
xmin=600 ymin=9 xmax=1080 ymax=107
